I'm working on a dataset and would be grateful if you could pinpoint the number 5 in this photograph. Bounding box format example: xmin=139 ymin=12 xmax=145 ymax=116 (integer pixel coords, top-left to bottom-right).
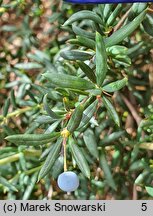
xmin=141 ymin=203 xmax=147 ymax=211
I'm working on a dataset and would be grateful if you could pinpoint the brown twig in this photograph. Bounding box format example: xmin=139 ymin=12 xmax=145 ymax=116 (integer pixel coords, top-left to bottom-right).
xmin=114 ymin=7 xmax=131 ymax=32
xmin=132 ymin=184 xmax=138 ymax=200
xmin=147 ymin=8 xmax=153 ymax=13
xmin=120 ymin=94 xmax=142 ymax=126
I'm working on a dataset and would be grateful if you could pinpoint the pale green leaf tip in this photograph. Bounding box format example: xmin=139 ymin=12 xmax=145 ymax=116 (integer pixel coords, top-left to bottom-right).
xmin=114 ymin=186 xmax=117 ymax=191
xmin=62 ymin=22 xmax=67 ymax=27
xmin=87 ymin=174 xmax=90 ymax=179
xmin=117 ymin=122 xmax=120 ymax=127
xmin=37 ymin=176 xmax=41 ymax=183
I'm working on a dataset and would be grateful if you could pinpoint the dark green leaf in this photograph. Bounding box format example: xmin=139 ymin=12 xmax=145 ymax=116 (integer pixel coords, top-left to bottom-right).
xmin=43 ymin=72 xmax=95 ymax=90
xmin=142 ymin=14 xmax=153 ymax=37
xmin=83 ymin=128 xmax=99 ymax=159
xmin=106 ymin=4 xmax=122 ymax=26
xmin=102 ymin=96 xmax=120 ymax=126
xmin=77 ymin=36 xmax=95 ymax=50
xmin=72 ymin=24 xmax=95 ymax=39
xmin=77 ymin=61 xmax=96 ymax=83
xmin=69 ymin=136 xmax=90 ymax=178
xmin=5 ymin=132 xmax=60 ymax=146
xmin=10 ymin=89 xmax=17 ymax=109
xmin=3 ymin=98 xmax=10 ymax=117
xmin=15 ymin=62 xmax=43 ymax=70
xmin=51 ymin=155 xmax=64 ymax=179
xmin=38 ymin=138 xmax=62 ymax=180
xmin=102 ymin=77 xmax=128 ymax=92
xmin=63 ymin=10 xmax=103 ymax=26
xmin=103 ymin=4 xmax=114 ymax=21
xmin=145 ymin=186 xmax=153 ymax=197
xmin=67 ymin=104 xmax=84 ymax=133
xmin=0 ymin=177 xmax=18 ymax=192
xmin=22 ymin=172 xmax=38 ymax=200
xmin=78 ymin=99 xmax=98 ymax=130
xmin=96 ymin=32 xmax=107 ymax=86
xmin=99 ymin=131 xmax=125 ymax=146
xmin=43 ymin=94 xmax=61 ymax=119
xmin=100 ymin=149 xmax=117 ymax=190
xmin=60 ymin=50 xmax=93 ymax=61
xmin=105 ymin=10 xmax=146 ymax=47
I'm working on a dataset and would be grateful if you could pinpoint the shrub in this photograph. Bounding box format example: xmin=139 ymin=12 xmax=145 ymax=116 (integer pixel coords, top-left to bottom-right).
xmin=0 ymin=1 xmax=153 ymax=199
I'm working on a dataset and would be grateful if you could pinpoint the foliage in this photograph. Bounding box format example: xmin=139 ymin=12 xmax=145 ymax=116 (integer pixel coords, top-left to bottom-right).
xmin=0 ymin=1 xmax=153 ymax=200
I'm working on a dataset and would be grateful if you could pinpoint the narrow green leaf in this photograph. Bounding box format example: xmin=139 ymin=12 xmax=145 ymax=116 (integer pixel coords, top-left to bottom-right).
xmin=43 ymin=72 xmax=95 ymax=90
xmin=67 ymin=88 xmax=89 ymax=96
xmin=38 ymin=138 xmax=62 ymax=180
xmin=39 ymin=145 xmax=54 ymax=161
xmin=131 ymin=3 xmax=147 ymax=16
xmin=106 ymin=4 xmax=122 ymax=26
xmin=45 ymin=120 xmax=61 ymax=134
xmin=100 ymin=149 xmax=117 ymax=190
xmin=83 ymin=128 xmax=99 ymax=159
xmin=0 ymin=147 xmax=17 ymax=155
xmin=5 ymin=132 xmax=60 ymax=146
xmin=19 ymin=152 xmax=26 ymax=171
xmin=60 ymin=50 xmax=93 ymax=61
xmin=69 ymin=136 xmax=90 ymax=178
xmin=99 ymin=131 xmax=125 ymax=146
xmin=102 ymin=96 xmax=120 ymax=126
xmin=102 ymin=77 xmax=128 ymax=92
xmin=43 ymin=94 xmax=61 ymax=119
xmin=103 ymin=4 xmax=114 ymax=21
xmin=1 ymin=25 xmax=17 ymax=32
xmin=35 ymin=115 xmax=53 ymax=124
xmin=72 ymin=24 xmax=95 ymax=39
xmin=81 ymin=147 xmax=95 ymax=165
xmin=77 ymin=61 xmax=96 ymax=83
xmin=3 ymin=98 xmax=10 ymax=117
xmin=142 ymin=14 xmax=153 ymax=37
xmin=0 ymin=177 xmax=18 ymax=192
xmin=96 ymin=32 xmax=108 ymax=86
xmin=105 ymin=10 xmax=146 ymax=47
xmin=129 ymin=160 xmax=145 ymax=172
xmin=63 ymin=10 xmax=103 ymax=26
xmin=15 ymin=62 xmax=42 ymax=70
xmin=145 ymin=186 xmax=153 ymax=197
xmin=135 ymin=170 xmax=149 ymax=185
xmin=51 ymin=155 xmax=64 ymax=179
xmin=67 ymin=104 xmax=84 ymax=133
xmin=77 ymin=36 xmax=95 ymax=50
xmin=26 ymin=90 xmax=38 ymax=104
xmin=49 ymin=12 xmax=61 ymax=23
xmin=22 ymin=172 xmax=38 ymax=200
xmin=83 ymin=96 xmax=96 ymax=109
xmin=10 ymin=89 xmax=17 ymax=109
xmin=78 ymin=99 xmax=98 ymax=130
xmin=97 ymin=4 xmax=105 ymax=19
xmin=107 ymin=45 xmax=128 ymax=56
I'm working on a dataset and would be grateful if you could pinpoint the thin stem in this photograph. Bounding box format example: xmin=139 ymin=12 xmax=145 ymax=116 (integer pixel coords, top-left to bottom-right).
xmin=0 ymin=165 xmax=42 ymax=189
xmin=0 ymin=149 xmax=41 ymax=165
xmin=120 ymin=94 xmax=142 ymax=126
xmin=63 ymin=137 xmax=67 ymax=172
xmin=24 ymin=165 xmax=42 ymax=175
xmin=0 ymin=104 xmax=43 ymax=125
xmin=0 ymin=153 xmax=20 ymax=165
xmin=114 ymin=7 xmax=131 ymax=32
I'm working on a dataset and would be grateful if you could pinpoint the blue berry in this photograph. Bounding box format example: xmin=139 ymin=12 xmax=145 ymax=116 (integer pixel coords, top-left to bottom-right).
xmin=57 ymin=171 xmax=79 ymax=192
